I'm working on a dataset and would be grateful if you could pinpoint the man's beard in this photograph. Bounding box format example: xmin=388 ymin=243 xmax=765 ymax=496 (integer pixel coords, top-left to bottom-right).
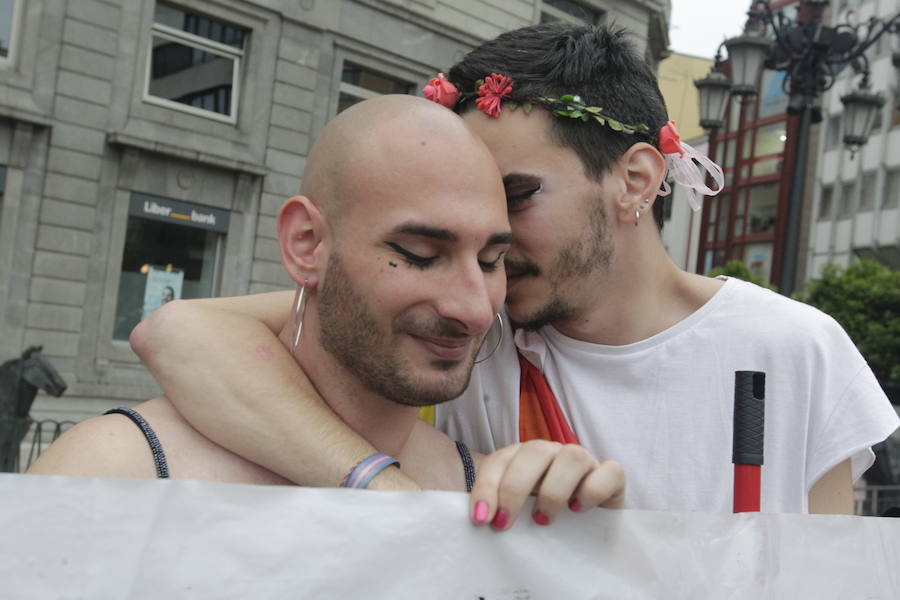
xmin=317 ymin=252 xmax=479 ymax=407
xmin=506 ymin=201 xmax=613 ymax=332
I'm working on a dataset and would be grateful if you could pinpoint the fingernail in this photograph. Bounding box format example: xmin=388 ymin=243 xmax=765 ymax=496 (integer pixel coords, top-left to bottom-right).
xmin=568 ymin=498 xmax=582 ymax=512
xmin=532 ymin=510 xmax=550 ymax=526
xmin=491 ymin=508 xmax=509 ymax=530
xmin=473 ymin=501 xmax=489 ymax=523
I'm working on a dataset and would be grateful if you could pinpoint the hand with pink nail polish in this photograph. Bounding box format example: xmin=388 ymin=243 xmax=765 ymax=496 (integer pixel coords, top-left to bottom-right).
xmin=468 ymin=440 xmax=625 ymax=531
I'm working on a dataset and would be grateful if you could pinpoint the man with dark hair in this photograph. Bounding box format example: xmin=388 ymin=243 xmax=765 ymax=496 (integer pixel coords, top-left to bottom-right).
xmin=131 ymin=23 xmax=897 ymax=521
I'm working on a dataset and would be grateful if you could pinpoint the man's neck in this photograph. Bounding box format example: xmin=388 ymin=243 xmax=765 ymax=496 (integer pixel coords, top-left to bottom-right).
xmin=277 ymin=322 xmax=419 ymax=459
xmin=551 ymin=231 xmax=724 ymax=346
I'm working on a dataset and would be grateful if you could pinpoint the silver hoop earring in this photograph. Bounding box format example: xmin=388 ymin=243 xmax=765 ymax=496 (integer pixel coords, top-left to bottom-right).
xmin=291 ymin=279 xmax=309 ymax=355
xmin=474 ymin=313 xmax=504 ymax=364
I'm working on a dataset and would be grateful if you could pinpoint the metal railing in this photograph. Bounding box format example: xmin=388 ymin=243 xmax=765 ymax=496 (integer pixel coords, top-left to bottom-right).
xmin=855 ymin=484 xmax=900 ymax=517
xmin=0 ymin=417 xmax=75 ymax=473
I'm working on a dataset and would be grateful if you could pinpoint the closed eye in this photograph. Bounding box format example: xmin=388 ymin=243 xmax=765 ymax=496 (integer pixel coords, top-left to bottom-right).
xmin=479 ymin=251 xmax=506 ymax=273
xmin=385 ymin=242 xmax=436 ymax=269
xmin=505 ymin=183 xmax=542 ymax=210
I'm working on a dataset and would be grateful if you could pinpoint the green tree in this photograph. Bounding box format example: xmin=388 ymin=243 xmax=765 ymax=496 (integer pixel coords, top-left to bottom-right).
xmin=797 ymin=260 xmax=900 ymax=387
xmin=706 ymin=260 xmax=776 ymax=291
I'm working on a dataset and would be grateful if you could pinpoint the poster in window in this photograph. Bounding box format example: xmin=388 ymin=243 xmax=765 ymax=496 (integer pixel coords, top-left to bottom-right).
xmin=142 ymin=266 xmax=184 ymax=320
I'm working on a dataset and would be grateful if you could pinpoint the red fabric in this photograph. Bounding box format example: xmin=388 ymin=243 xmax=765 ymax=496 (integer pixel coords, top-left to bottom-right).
xmin=517 ymin=352 xmax=579 ymax=444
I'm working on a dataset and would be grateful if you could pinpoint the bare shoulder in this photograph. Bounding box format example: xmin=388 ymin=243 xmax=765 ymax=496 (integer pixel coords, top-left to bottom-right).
xmin=28 ymin=397 xmax=290 ymax=486
xmin=401 ymin=420 xmax=473 ymax=492
xmin=26 ymin=405 xmax=159 ymax=479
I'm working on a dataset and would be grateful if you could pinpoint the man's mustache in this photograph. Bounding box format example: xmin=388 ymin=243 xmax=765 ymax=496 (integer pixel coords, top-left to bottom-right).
xmin=397 ymin=314 xmax=472 ymax=339
xmin=504 ymin=257 xmax=540 ymax=279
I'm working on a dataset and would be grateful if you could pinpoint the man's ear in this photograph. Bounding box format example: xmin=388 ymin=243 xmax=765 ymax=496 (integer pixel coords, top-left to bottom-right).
xmin=612 ymin=142 xmax=666 ymax=225
xmin=277 ymin=195 xmax=326 ymax=288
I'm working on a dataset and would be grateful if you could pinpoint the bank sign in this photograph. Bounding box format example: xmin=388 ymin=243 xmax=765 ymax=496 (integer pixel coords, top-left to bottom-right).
xmin=129 ymin=193 xmax=230 ymax=233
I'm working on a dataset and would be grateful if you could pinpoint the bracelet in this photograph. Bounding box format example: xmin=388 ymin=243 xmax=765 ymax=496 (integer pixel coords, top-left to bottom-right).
xmin=340 ymin=453 xmax=400 ymax=489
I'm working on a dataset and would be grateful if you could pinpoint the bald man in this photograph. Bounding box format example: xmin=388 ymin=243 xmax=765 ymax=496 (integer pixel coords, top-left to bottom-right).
xmin=29 ymin=96 xmax=623 ymax=527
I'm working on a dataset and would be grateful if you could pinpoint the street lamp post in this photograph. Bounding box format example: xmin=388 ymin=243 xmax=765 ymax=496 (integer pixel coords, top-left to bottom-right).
xmin=694 ymin=0 xmax=900 ymax=296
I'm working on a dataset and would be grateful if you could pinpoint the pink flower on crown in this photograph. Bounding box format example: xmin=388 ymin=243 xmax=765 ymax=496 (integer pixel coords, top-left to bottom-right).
xmin=423 ymin=73 xmax=460 ymax=108
xmin=475 ymin=73 xmax=513 ymax=119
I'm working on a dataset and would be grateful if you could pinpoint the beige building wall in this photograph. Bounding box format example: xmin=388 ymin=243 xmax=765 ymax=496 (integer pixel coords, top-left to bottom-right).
xmin=657 ymin=52 xmax=712 ymax=142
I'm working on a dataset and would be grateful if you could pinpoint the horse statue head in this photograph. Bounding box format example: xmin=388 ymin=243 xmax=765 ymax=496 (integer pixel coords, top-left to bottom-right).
xmin=0 ymin=346 xmax=68 ymax=472
xmin=0 ymin=346 xmax=68 ymax=419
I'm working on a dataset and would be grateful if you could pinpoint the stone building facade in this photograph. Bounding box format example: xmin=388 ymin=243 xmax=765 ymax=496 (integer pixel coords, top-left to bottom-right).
xmin=806 ymin=0 xmax=900 ymax=279
xmin=0 ymin=0 xmax=669 ymax=423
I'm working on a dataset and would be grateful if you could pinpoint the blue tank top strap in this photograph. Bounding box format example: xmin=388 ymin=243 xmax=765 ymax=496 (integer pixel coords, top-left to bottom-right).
xmin=454 ymin=440 xmax=476 ymax=493
xmin=104 ymin=407 xmax=170 ymax=479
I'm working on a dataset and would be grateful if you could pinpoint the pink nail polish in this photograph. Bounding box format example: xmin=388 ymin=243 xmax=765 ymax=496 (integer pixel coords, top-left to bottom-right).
xmin=568 ymin=498 xmax=582 ymax=512
xmin=473 ymin=501 xmax=489 ymax=523
xmin=532 ymin=510 xmax=550 ymax=526
xmin=491 ymin=508 xmax=509 ymax=530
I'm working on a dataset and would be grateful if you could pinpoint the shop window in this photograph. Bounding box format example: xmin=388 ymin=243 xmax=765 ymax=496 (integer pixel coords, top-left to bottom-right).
xmin=337 ymin=62 xmax=415 ymax=115
xmin=859 ymin=171 xmax=877 ymax=211
xmin=540 ymin=0 xmax=603 ymax=25
xmin=747 ymin=182 xmax=778 ymax=234
xmin=838 ymin=180 xmax=855 ymax=219
xmin=883 ymin=169 xmax=900 ymax=209
xmin=744 ymin=242 xmax=773 ymax=283
xmin=0 ymin=0 xmax=17 ymax=64
xmin=112 ymin=193 xmax=229 ymax=340
xmin=146 ymin=2 xmax=247 ymax=122
xmin=818 ymin=185 xmax=833 ymax=220
xmin=753 ymin=121 xmax=787 ymax=157
xmin=757 ymin=70 xmax=788 ymax=119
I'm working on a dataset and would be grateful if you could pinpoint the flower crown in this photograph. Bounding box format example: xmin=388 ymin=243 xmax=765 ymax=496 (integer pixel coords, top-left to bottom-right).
xmin=423 ymin=72 xmax=725 ymax=209
xmin=424 ymin=72 xmax=650 ymax=136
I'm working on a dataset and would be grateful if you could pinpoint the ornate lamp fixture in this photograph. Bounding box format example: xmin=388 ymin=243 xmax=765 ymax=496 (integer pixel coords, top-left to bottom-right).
xmin=695 ymin=64 xmax=732 ymax=130
xmin=694 ymin=0 xmax=900 ymax=295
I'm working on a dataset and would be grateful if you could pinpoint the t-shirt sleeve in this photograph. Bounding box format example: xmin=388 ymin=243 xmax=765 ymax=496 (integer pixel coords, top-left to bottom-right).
xmin=807 ymin=362 xmax=900 ymax=488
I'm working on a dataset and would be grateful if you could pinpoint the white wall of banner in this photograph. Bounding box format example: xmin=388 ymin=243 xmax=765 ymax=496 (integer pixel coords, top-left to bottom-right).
xmin=2 ymin=474 xmax=898 ymax=599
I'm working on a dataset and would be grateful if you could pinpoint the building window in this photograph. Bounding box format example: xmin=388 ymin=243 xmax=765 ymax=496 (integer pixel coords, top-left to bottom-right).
xmin=753 ymin=121 xmax=787 ymax=157
xmin=747 ymin=182 xmax=778 ymax=234
xmin=113 ymin=193 xmax=229 ymax=340
xmin=540 ymin=0 xmax=603 ymax=25
xmin=838 ymin=180 xmax=855 ymax=219
xmin=825 ymin=114 xmax=842 ymax=150
xmin=859 ymin=171 xmax=877 ymax=211
xmin=0 ymin=164 xmax=6 ymax=226
xmin=337 ymin=62 xmax=415 ymax=114
xmin=145 ymin=2 xmax=247 ymax=123
xmin=883 ymin=169 xmax=900 ymax=209
xmin=0 ymin=0 xmax=18 ymax=64
xmin=819 ymin=185 xmax=833 ymax=220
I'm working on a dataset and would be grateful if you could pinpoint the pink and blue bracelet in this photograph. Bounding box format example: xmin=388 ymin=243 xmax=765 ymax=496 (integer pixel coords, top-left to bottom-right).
xmin=340 ymin=453 xmax=400 ymax=489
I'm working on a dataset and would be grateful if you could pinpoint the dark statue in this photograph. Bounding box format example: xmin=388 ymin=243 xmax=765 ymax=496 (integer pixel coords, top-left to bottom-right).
xmin=0 ymin=346 xmax=68 ymax=472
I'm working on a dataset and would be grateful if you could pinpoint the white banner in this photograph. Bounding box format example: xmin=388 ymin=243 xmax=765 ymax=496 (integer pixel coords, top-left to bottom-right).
xmin=1 ymin=474 xmax=898 ymax=599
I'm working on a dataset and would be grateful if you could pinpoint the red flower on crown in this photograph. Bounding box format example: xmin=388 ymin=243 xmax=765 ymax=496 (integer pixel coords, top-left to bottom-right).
xmin=475 ymin=73 xmax=513 ymax=119
xmin=423 ymin=73 xmax=460 ymax=108
xmin=659 ymin=120 xmax=685 ymax=156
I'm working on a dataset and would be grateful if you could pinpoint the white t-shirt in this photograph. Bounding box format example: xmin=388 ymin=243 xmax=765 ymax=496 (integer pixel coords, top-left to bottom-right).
xmin=436 ymin=277 xmax=900 ymax=513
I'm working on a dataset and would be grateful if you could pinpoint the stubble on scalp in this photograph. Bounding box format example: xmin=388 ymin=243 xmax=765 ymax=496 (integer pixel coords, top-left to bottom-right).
xmin=317 ymin=251 xmax=477 ymax=407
